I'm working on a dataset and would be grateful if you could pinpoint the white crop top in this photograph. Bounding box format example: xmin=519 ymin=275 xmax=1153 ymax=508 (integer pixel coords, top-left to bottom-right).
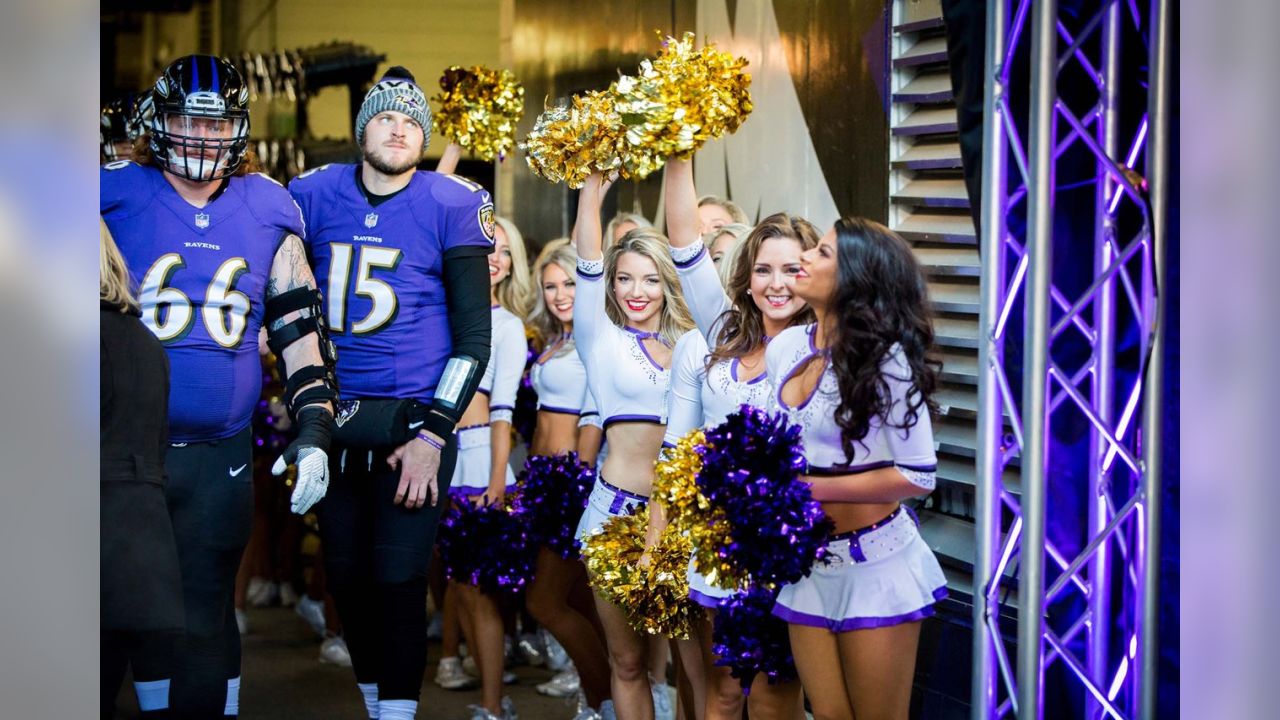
xmin=671 ymin=238 xmax=731 ymax=342
xmin=766 ymin=324 xmax=937 ymax=484
xmin=530 ymin=333 xmax=591 ymax=416
xmin=478 ymin=305 xmax=528 ymax=425
xmin=664 ymin=329 xmax=773 ymax=447
xmin=574 ymin=257 xmax=671 ymax=428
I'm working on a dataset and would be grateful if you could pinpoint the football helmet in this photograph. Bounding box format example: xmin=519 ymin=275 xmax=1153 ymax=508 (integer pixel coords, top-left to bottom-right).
xmin=100 ymin=95 xmax=136 ymax=161
xmin=148 ymin=55 xmax=251 ymax=181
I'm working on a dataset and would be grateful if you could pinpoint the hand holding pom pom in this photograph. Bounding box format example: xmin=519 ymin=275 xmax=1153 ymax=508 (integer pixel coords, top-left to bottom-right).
xmin=695 ymin=406 xmax=833 ymax=589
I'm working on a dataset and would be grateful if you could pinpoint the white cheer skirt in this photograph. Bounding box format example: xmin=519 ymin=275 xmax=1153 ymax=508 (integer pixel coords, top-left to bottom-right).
xmin=687 ymin=555 xmax=734 ymax=608
xmin=450 ymin=424 xmax=516 ymax=496
xmin=773 ymin=506 xmax=947 ymax=631
xmin=574 ymin=476 xmax=648 ymax=543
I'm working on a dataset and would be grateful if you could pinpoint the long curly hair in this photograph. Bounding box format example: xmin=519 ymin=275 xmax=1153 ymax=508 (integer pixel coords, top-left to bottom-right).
xmin=527 ymin=238 xmax=577 ymax=353
xmin=604 ymin=227 xmax=696 ymax=347
xmin=707 ymin=213 xmax=819 ymax=368
xmin=827 ymin=217 xmax=940 ymax=459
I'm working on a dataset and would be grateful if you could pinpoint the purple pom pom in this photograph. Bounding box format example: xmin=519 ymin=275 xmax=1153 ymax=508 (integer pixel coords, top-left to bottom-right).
xmin=697 ymin=406 xmax=832 ymax=588
xmin=438 ymin=494 xmax=536 ymax=594
xmin=712 ymin=586 xmax=797 ymax=692
xmin=511 ymin=453 xmax=596 ymax=559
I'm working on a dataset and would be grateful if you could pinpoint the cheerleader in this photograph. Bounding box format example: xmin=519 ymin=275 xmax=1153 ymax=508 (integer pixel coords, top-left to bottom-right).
xmin=605 ymin=212 xmax=654 ymax=250
xmin=660 ymin=158 xmax=816 ymax=720
xmin=445 ymin=216 xmax=533 ymax=720
xmin=695 ymin=195 xmax=748 ymax=235
xmin=573 ymin=172 xmax=695 ymax=720
xmin=767 ymin=217 xmax=946 ymax=720
xmin=703 ymin=223 xmax=750 ymax=270
xmin=522 ymin=238 xmax=613 ymax=717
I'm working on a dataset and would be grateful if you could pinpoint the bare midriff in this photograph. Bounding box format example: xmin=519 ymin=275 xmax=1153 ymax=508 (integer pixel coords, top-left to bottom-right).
xmin=457 ymin=391 xmax=491 ymax=429
xmin=817 ymin=498 xmax=902 ymax=535
xmin=599 ymin=421 xmax=666 ymax=496
xmin=530 ymin=411 xmax=581 ymax=456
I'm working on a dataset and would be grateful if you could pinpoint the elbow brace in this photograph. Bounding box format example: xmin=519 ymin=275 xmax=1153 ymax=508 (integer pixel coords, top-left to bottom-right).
xmin=265 ymin=287 xmax=339 ymax=417
xmin=414 ymin=354 xmax=485 ymax=439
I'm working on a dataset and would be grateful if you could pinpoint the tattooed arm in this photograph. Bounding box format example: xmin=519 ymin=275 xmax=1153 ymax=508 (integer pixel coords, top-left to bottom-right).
xmin=267 ymin=234 xmax=333 ymax=416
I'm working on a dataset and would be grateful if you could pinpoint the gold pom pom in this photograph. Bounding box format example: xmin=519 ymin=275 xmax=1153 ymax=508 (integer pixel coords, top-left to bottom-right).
xmin=613 ymin=32 xmax=754 ymax=160
xmin=656 ymin=430 xmax=747 ymax=593
xmin=519 ymin=91 xmax=663 ymax=188
xmin=581 ymin=507 xmax=700 ymax=639
xmin=431 ymin=65 xmax=525 ymax=162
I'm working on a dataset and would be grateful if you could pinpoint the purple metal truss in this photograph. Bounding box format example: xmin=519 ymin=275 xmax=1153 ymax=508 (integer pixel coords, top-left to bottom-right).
xmin=971 ymin=0 xmax=1170 ymax=717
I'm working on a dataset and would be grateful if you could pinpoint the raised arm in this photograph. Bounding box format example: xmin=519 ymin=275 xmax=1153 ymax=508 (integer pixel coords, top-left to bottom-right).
xmin=665 ymin=158 xmax=732 ymax=338
xmin=663 ymin=158 xmax=700 ymax=249
xmin=571 ymin=173 xmax=613 ymax=363
xmin=435 ymin=142 xmax=464 ymax=175
xmin=572 ymin=172 xmax=610 ymax=261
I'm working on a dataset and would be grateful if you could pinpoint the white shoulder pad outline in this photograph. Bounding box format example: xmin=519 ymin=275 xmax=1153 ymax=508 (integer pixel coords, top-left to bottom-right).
xmin=295 ymin=163 xmax=333 ymax=180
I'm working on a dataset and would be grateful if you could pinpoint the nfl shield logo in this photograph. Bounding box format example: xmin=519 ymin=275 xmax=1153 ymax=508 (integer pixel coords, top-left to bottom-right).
xmin=194 ymin=212 xmax=210 ymax=229
xmin=364 ymin=213 xmax=378 ymax=228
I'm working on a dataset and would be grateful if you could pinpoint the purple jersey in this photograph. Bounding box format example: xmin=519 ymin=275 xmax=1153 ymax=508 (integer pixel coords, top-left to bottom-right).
xmin=101 ymin=160 xmax=305 ymax=443
xmin=288 ymin=164 xmax=494 ymax=403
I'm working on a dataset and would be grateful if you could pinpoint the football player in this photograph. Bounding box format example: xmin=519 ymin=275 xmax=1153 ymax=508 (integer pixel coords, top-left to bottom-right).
xmin=101 ymin=55 xmax=336 ymax=718
xmin=288 ymin=65 xmax=493 ymax=720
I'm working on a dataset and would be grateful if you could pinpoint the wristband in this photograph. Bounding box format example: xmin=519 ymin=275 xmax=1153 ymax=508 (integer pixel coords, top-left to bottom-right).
xmin=416 ymin=430 xmax=446 ymax=451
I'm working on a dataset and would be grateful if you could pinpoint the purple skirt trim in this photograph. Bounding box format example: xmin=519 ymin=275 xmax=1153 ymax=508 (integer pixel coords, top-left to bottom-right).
xmin=772 ymin=586 xmax=948 ymax=632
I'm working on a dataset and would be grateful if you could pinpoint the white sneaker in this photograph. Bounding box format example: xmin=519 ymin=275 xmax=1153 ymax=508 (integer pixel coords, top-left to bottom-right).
xmin=279 ymin=583 xmax=299 ymax=608
xmin=235 ymin=608 xmax=248 ymax=636
xmin=461 ymin=655 xmax=517 ymax=684
xmin=536 ymin=668 xmax=580 ymax=698
xmin=599 ymin=700 xmax=617 ymax=720
xmin=501 ymin=696 xmax=519 ymax=720
xmin=505 ymin=636 xmax=518 ymax=667
xmin=542 ymin=630 xmax=570 ymax=672
xmin=319 ymin=635 xmax=353 ymax=667
xmin=247 ymin=578 xmax=279 ymax=608
xmin=651 ymin=682 xmax=674 ymax=720
xmin=572 ymin=707 xmax=602 ymax=720
xmin=517 ymin=633 xmax=546 ymax=667
xmin=295 ymin=595 xmax=327 ymax=638
xmin=435 ymin=656 xmax=478 ymax=690
xmin=469 ymin=706 xmax=500 ymax=720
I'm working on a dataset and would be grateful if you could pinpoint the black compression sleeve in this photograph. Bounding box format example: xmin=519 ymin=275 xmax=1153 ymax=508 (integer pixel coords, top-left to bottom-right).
xmin=420 ymin=248 xmax=492 ymax=438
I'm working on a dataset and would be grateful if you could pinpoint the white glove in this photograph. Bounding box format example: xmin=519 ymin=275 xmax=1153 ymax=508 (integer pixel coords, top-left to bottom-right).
xmin=274 ymin=445 xmax=329 ymax=514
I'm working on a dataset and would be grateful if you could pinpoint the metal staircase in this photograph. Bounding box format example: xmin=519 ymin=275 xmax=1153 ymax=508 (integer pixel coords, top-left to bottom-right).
xmin=888 ymin=0 xmax=1018 ymax=617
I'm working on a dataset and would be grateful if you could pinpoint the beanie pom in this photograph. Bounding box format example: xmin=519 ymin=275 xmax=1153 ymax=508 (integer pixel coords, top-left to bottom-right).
xmin=381 ymin=65 xmax=417 ymax=84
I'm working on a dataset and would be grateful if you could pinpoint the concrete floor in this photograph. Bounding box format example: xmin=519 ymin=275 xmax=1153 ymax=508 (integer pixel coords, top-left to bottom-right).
xmin=113 ymin=605 xmax=581 ymax=719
